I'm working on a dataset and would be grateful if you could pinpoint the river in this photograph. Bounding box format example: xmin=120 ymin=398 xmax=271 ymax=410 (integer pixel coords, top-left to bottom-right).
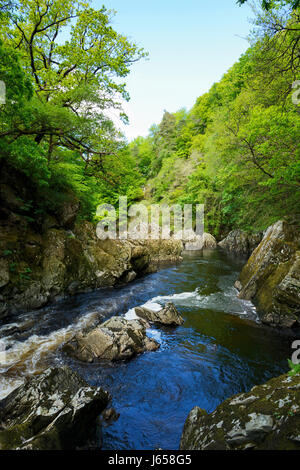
xmin=0 ymin=248 xmax=291 ymax=449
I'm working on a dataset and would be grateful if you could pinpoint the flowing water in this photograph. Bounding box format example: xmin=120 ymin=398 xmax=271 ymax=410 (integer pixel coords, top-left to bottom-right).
xmin=0 ymin=249 xmax=292 ymax=449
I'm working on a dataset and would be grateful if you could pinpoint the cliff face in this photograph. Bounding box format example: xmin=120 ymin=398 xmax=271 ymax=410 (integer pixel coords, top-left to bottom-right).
xmin=236 ymin=220 xmax=300 ymax=329
xmin=0 ymin=161 xmax=183 ymax=318
xmin=0 ymin=366 xmax=110 ymax=450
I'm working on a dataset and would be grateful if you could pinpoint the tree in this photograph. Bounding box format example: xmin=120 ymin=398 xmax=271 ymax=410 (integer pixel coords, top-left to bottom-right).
xmin=237 ymin=0 xmax=300 ymax=10
xmin=250 ymin=6 xmax=300 ymax=80
xmin=0 ymin=0 xmax=147 ymax=167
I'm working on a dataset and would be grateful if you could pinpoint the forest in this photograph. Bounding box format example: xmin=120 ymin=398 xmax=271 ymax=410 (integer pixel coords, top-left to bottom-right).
xmin=0 ymin=0 xmax=299 ymax=236
xmin=129 ymin=2 xmax=300 ymax=237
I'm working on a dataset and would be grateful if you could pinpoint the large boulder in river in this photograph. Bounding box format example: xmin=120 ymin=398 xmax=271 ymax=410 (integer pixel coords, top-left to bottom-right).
xmin=135 ymin=301 xmax=184 ymax=326
xmin=180 ymin=370 xmax=300 ymax=450
xmin=63 ymin=316 xmax=159 ymax=363
xmin=183 ymin=231 xmax=217 ymax=251
xmin=236 ymin=220 xmax=300 ymax=328
xmin=0 ymin=366 xmax=110 ymax=450
xmin=218 ymin=230 xmax=263 ymax=257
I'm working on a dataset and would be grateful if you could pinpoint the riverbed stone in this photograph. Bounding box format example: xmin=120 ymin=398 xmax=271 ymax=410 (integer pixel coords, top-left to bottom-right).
xmin=0 ymin=366 xmax=110 ymax=450
xmin=135 ymin=301 xmax=184 ymax=326
xmin=101 ymin=407 xmax=120 ymax=423
xmin=180 ymin=371 xmax=300 ymax=450
xmin=63 ymin=316 xmax=160 ymax=363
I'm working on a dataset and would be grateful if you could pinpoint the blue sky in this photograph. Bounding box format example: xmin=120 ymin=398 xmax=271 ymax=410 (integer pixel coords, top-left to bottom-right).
xmin=94 ymin=0 xmax=255 ymax=141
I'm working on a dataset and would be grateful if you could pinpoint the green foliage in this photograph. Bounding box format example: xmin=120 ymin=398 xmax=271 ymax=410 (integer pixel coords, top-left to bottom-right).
xmin=3 ymin=249 xmax=12 ymax=256
xmin=128 ymin=6 xmax=300 ymax=238
xmin=0 ymin=1 xmax=299 ymax=235
xmin=237 ymin=0 xmax=300 ymax=10
xmin=0 ymin=1 xmax=147 ymax=221
xmin=288 ymin=359 xmax=300 ymax=376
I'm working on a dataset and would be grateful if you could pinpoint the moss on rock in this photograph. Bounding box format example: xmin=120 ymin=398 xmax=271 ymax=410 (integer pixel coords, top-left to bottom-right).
xmin=180 ymin=371 xmax=300 ymax=450
xmin=0 ymin=366 xmax=110 ymax=450
xmin=237 ymin=221 xmax=300 ymax=328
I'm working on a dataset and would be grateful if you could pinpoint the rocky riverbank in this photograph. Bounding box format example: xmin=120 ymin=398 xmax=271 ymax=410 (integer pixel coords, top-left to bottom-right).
xmin=180 ymin=219 xmax=300 ymax=451
xmin=0 ymin=161 xmax=183 ymax=318
xmin=180 ymin=369 xmax=300 ymax=450
xmin=219 ymin=220 xmax=300 ymax=330
xmin=0 ymin=366 xmax=110 ymax=450
xmin=236 ymin=220 xmax=300 ymax=329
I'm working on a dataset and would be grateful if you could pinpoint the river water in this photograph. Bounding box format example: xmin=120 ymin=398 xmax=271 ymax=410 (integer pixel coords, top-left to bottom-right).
xmin=0 ymin=249 xmax=291 ymax=449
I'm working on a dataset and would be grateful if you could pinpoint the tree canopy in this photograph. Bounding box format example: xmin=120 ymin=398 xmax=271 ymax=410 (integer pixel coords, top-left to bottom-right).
xmin=0 ymin=0 xmax=146 ymax=218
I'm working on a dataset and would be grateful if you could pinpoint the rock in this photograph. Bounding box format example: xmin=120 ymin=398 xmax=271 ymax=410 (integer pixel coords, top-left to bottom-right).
xmin=180 ymin=371 xmax=300 ymax=450
xmin=0 ymin=366 xmax=110 ymax=450
xmin=183 ymin=232 xmax=217 ymax=251
xmin=120 ymin=270 xmax=137 ymax=283
xmin=218 ymin=230 xmax=263 ymax=257
xmin=135 ymin=301 xmax=184 ymax=326
xmin=237 ymin=220 xmax=300 ymax=328
xmin=203 ymin=233 xmax=218 ymax=249
xmin=55 ymin=195 xmax=80 ymax=229
xmin=63 ymin=316 xmax=160 ymax=363
xmin=101 ymin=407 xmax=120 ymax=422
xmin=234 ymin=280 xmax=243 ymax=291
xmin=0 ymin=259 xmax=9 ymax=289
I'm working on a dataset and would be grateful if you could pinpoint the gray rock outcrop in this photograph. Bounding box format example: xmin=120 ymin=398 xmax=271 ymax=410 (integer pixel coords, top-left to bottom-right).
xmin=218 ymin=230 xmax=263 ymax=257
xmin=0 ymin=366 xmax=110 ymax=450
xmin=63 ymin=316 xmax=159 ymax=362
xmin=135 ymin=302 xmax=184 ymax=326
xmin=236 ymin=220 xmax=300 ymax=328
xmin=180 ymin=371 xmax=300 ymax=450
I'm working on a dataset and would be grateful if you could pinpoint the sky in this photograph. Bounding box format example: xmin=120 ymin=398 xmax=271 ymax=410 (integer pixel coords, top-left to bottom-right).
xmin=93 ymin=0 xmax=256 ymax=141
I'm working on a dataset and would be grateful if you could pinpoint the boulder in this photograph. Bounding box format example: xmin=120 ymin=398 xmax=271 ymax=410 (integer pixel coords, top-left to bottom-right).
xmin=237 ymin=220 xmax=300 ymax=328
xmin=218 ymin=230 xmax=263 ymax=257
xmin=183 ymin=232 xmax=217 ymax=251
xmin=135 ymin=301 xmax=184 ymax=326
xmin=180 ymin=371 xmax=300 ymax=450
xmin=203 ymin=233 xmax=218 ymax=249
xmin=63 ymin=316 xmax=159 ymax=363
xmin=0 ymin=366 xmax=110 ymax=450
